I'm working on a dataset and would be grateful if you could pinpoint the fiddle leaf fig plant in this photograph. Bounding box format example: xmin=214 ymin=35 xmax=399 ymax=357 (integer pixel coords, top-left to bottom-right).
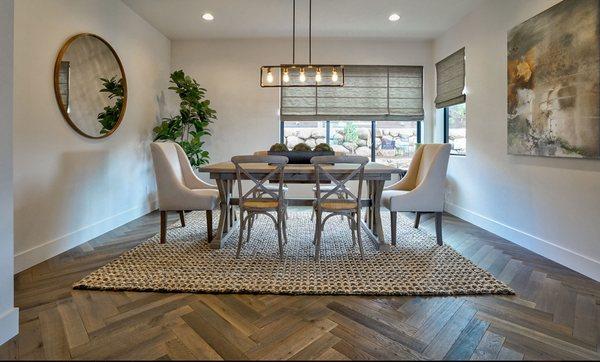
xmin=97 ymin=76 xmax=125 ymax=134
xmin=153 ymin=70 xmax=216 ymax=167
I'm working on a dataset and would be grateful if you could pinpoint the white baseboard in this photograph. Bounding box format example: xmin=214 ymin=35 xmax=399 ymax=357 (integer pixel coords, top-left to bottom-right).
xmin=14 ymin=201 xmax=158 ymax=274
xmin=445 ymin=202 xmax=600 ymax=282
xmin=0 ymin=307 xmax=19 ymax=346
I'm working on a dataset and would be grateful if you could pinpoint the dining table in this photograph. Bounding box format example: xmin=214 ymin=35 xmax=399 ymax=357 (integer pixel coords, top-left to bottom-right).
xmin=197 ymin=162 xmax=404 ymax=252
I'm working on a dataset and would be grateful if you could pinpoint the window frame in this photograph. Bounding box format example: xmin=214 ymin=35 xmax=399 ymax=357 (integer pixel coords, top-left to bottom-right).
xmin=280 ymin=120 xmax=422 ymax=164
xmin=443 ymin=103 xmax=466 ymax=156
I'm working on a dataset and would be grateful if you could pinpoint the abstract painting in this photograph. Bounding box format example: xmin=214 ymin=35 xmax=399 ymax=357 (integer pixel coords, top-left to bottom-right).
xmin=507 ymin=0 xmax=600 ymax=158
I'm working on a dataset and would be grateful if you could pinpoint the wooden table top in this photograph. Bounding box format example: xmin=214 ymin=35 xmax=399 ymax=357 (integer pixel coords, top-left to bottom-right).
xmin=198 ymin=162 xmax=404 ymax=174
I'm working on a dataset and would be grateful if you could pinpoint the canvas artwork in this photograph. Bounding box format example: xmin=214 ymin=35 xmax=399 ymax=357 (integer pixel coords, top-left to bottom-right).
xmin=507 ymin=0 xmax=600 ymax=158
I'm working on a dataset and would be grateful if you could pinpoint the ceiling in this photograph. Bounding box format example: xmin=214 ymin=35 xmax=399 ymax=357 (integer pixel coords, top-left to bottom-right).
xmin=123 ymin=0 xmax=484 ymax=40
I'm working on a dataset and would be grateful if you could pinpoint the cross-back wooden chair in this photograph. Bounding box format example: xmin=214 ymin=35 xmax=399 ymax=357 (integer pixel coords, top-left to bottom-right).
xmin=231 ymin=155 xmax=289 ymax=259
xmin=311 ymin=155 xmax=369 ymax=260
xmin=254 ymin=151 xmax=288 ymax=219
xmin=311 ymin=151 xmax=346 ymax=221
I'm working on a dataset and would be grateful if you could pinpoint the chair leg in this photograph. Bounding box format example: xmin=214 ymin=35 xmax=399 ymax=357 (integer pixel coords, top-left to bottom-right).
xmin=160 ymin=211 xmax=167 ymax=244
xmin=282 ymin=212 xmax=289 ymax=245
xmin=315 ymin=211 xmax=323 ymax=261
xmin=312 ymin=212 xmax=319 ymax=245
xmin=178 ymin=211 xmax=186 ymax=227
xmin=311 ymin=190 xmax=316 ymax=221
xmin=414 ymin=212 xmax=421 ymax=229
xmin=390 ymin=211 xmax=397 ymax=246
xmin=356 ymin=212 xmax=364 ymax=259
xmin=348 ymin=214 xmax=356 ymax=247
xmin=246 ymin=214 xmax=254 ymax=244
xmin=435 ymin=212 xmax=443 ymax=246
xmin=236 ymin=212 xmax=247 ymax=258
xmin=339 ymin=192 xmax=345 ymax=220
xmin=276 ymin=212 xmax=284 ymax=260
xmin=206 ymin=210 xmax=213 ymax=243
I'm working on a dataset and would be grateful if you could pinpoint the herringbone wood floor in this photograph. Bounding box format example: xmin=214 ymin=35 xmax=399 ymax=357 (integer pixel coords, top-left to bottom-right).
xmin=1 ymin=210 xmax=599 ymax=360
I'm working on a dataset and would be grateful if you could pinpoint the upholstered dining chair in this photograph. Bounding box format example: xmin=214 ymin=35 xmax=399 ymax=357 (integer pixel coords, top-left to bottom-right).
xmin=381 ymin=143 xmax=451 ymax=246
xmin=311 ymin=155 xmax=369 ymax=260
xmin=232 ymin=155 xmax=289 ymax=259
xmin=150 ymin=141 xmax=219 ymax=244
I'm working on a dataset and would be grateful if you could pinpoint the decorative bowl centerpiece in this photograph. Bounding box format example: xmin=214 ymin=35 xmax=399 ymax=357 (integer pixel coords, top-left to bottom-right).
xmin=267 ymin=143 xmax=334 ymax=164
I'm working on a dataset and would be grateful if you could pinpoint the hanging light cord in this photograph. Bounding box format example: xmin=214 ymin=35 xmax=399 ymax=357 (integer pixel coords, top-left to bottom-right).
xmin=292 ymin=0 xmax=295 ymax=64
xmin=309 ymin=0 xmax=312 ymax=64
xmin=291 ymin=0 xmax=312 ymax=64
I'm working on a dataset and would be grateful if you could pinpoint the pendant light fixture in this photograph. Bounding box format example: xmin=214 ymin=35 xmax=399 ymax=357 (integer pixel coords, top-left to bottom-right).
xmin=260 ymin=0 xmax=344 ymax=87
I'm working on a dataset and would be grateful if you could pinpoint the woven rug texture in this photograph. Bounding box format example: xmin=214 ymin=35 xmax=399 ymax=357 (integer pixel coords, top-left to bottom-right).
xmin=74 ymin=211 xmax=513 ymax=296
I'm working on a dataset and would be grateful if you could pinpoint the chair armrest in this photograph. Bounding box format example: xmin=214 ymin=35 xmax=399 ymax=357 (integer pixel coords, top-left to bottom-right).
xmin=384 ymin=176 xmax=412 ymax=191
xmin=186 ymin=174 xmax=217 ymax=190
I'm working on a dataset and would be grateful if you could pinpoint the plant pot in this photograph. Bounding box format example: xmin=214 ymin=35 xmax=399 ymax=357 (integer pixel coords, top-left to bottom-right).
xmin=268 ymin=151 xmax=334 ymax=164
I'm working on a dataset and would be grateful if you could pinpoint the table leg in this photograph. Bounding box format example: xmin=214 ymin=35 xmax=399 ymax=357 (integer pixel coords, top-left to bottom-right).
xmin=211 ymin=178 xmax=238 ymax=249
xmin=359 ymin=180 xmax=389 ymax=252
xmin=369 ymin=181 xmax=375 ymax=230
xmin=372 ymin=180 xmax=389 ymax=251
xmin=228 ymin=180 xmax=234 ymax=228
xmin=365 ymin=181 xmax=372 ymax=228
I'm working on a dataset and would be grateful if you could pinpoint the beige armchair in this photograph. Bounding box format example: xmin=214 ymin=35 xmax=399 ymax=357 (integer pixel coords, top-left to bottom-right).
xmin=381 ymin=143 xmax=451 ymax=246
xmin=150 ymin=142 xmax=219 ymax=244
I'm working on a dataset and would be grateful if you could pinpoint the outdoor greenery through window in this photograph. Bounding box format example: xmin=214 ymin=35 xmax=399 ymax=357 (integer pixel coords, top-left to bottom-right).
xmin=444 ymin=103 xmax=466 ymax=155
xmin=281 ymin=120 xmax=421 ymax=170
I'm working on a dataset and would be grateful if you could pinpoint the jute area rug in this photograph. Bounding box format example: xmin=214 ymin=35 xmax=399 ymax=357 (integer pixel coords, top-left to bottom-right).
xmin=74 ymin=210 xmax=513 ymax=296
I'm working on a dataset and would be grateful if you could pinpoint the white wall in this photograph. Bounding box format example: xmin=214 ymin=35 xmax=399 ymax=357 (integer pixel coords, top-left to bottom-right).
xmin=434 ymin=0 xmax=600 ymax=281
xmin=13 ymin=0 xmax=171 ymax=272
xmin=0 ymin=0 xmax=19 ymax=346
xmin=171 ymin=38 xmax=434 ymax=163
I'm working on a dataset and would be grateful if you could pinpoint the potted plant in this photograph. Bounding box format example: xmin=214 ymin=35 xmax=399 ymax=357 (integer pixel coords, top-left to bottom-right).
xmin=268 ymin=142 xmax=334 ymax=164
xmin=153 ymin=70 xmax=216 ymax=168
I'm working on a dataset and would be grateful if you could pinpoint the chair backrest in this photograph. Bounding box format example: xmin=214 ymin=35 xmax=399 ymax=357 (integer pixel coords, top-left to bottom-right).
xmin=402 ymin=143 xmax=451 ymax=193
xmin=231 ymin=155 xmax=289 ymax=209
xmin=311 ymin=155 xmax=369 ymax=207
xmin=151 ymin=142 xmax=184 ymax=188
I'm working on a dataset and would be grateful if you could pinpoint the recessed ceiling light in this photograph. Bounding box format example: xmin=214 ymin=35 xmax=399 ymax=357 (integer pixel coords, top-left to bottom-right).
xmin=202 ymin=13 xmax=214 ymax=21
xmin=389 ymin=13 xmax=400 ymax=22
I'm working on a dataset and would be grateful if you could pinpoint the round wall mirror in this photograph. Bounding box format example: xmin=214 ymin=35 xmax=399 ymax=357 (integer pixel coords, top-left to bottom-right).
xmin=54 ymin=33 xmax=127 ymax=139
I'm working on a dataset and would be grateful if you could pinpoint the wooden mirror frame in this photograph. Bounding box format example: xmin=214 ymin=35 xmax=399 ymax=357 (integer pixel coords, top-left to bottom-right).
xmin=53 ymin=33 xmax=128 ymax=139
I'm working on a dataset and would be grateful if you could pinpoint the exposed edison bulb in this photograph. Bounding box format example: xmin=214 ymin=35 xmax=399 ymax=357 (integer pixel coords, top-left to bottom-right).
xmin=315 ymin=68 xmax=322 ymax=82
xmin=299 ymin=68 xmax=306 ymax=82
xmin=282 ymin=68 xmax=290 ymax=83
xmin=331 ymin=68 xmax=338 ymax=82
xmin=266 ymin=68 xmax=274 ymax=83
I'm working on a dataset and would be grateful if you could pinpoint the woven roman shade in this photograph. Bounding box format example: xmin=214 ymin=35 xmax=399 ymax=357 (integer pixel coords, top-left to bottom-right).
xmin=435 ymin=48 xmax=466 ymax=108
xmin=280 ymin=65 xmax=424 ymax=121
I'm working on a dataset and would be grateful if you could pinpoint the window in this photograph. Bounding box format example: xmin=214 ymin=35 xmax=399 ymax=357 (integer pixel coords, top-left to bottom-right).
xmin=282 ymin=121 xmax=326 ymax=149
xmin=444 ymin=103 xmax=466 ymax=155
xmin=279 ymin=65 xmax=425 ymax=169
xmin=281 ymin=120 xmax=421 ymax=169
xmin=435 ymin=47 xmax=466 ymax=156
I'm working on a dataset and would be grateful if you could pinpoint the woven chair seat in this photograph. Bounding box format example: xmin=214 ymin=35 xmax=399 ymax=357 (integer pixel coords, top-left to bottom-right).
xmin=244 ymin=200 xmax=280 ymax=209
xmin=320 ymin=200 xmax=357 ymax=211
